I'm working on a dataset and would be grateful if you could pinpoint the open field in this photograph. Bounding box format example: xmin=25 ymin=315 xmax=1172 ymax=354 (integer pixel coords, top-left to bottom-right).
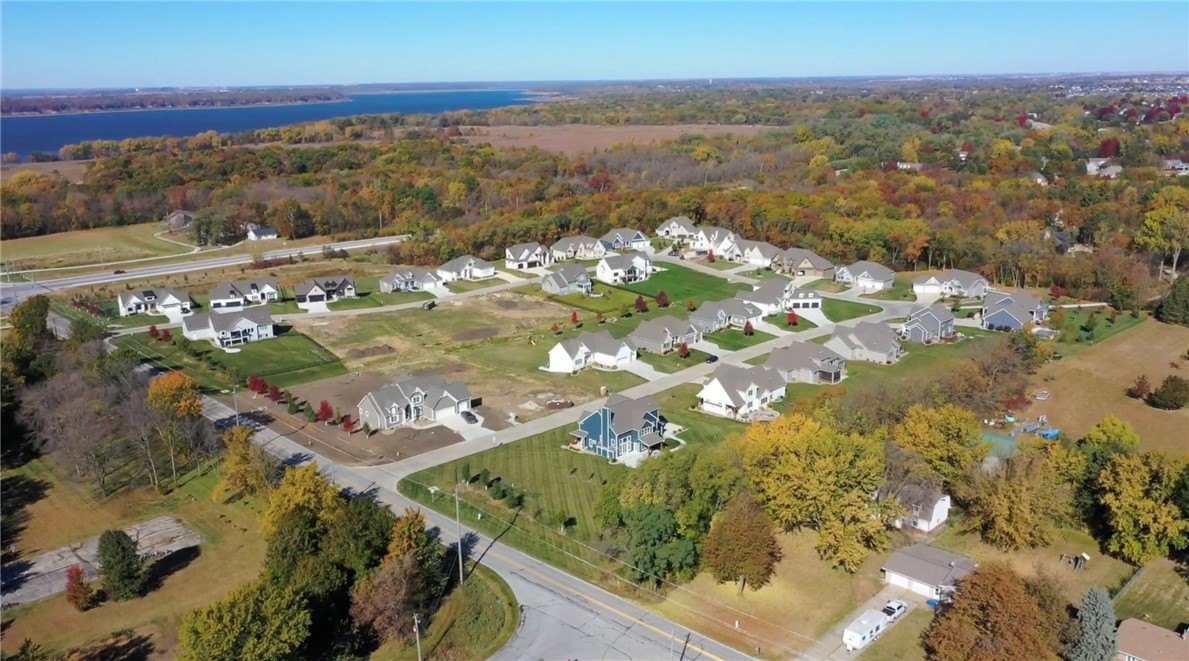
xmin=932 ymin=525 xmax=1136 ymax=607
xmin=1027 ymin=318 xmax=1189 ymax=453
xmin=1 ymin=460 xmax=266 ymax=658
xmin=858 ymin=608 xmax=930 ymax=661
xmin=2 ymin=159 xmax=91 ymax=182
xmin=822 ymin=298 xmax=882 ymax=323
xmin=1113 ymin=558 xmax=1189 ymax=631
xmin=654 ymin=383 xmax=748 ymax=445
xmin=457 ymin=123 xmax=773 ymax=155
xmin=656 ymin=531 xmax=888 ymax=659
xmin=618 ymin=263 xmax=748 ymax=303
xmin=4 ymin=224 xmax=194 ymax=270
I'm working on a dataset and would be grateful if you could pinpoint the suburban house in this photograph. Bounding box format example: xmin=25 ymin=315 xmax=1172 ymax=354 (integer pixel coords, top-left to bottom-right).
xmin=689 ymin=299 xmax=763 ymax=334
xmin=883 ymin=484 xmax=952 ymax=534
xmin=379 ymin=267 xmax=445 ymax=293
xmin=738 ymin=240 xmax=784 ymax=268
xmin=573 ymin=394 xmax=664 ymax=462
xmin=247 ymin=225 xmax=279 ymax=241
xmin=980 ymin=291 xmax=1048 ymax=331
xmin=357 ymin=374 xmax=473 ymax=431
xmin=835 ymin=260 xmax=896 ymax=292
xmin=901 ymin=304 xmax=956 ymax=344
xmin=628 ymin=316 xmax=703 ymax=354
xmin=540 ymin=264 xmax=593 ymax=296
xmin=437 ymin=255 xmax=496 ymax=282
xmin=599 ymin=228 xmax=650 ymax=252
xmin=882 ymin=544 xmax=977 ymax=599
xmin=764 ymin=341 xmax=847 ymax=384
xmin=911 ymin=269 xmax=989 ymax=298
xmin=826 ymin=322 xmax=906 ymax=364
xmin=896 ymin=161 xmax=924 ymax=171
xmin=777 ymin=248 xmax=835 ymax=278
xmin=117 ymin=288 xmax=193 ymax=317
xmin=504 ymin=241 xmax=554 ymax=270
xmin=294 ymin=276 xmax=356 ymax=303
xmin=207 ymin=278 xmax=282 ymax=310
xmin=162 ymin=209 xmax=196 ymax=230
xmin=735 ymin=279 xmax=820 ymax=316
xmin=551 ymin=236 xmax=606 ymax=261
xmin=689 ymin=226 xmax=739 ymax=255
xmin=545 ymin=331 xmax=637 ymax=373
xmin=697 ymin=364 xmax=787 ymax=419
xmin=654 ymin=216 xmax=698 ymax=242
xmin=1115 ymin=619 xmax=1189 ymax=661
xmin=181 ymin=308 xmax=275 ymax=347
xmin=596 ymin=252 xmax=652 ymax=285
xmin=1086 ymin=157 xmax=1124 ymax=178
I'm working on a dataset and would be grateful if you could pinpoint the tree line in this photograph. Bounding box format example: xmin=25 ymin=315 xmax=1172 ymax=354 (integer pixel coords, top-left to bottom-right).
xmin=0 ymin=89 xmax=345 ymax=116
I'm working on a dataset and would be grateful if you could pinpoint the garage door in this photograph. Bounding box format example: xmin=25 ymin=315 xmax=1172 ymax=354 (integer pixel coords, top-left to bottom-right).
xmin=916 ymin=284 xmax=942 ymax=295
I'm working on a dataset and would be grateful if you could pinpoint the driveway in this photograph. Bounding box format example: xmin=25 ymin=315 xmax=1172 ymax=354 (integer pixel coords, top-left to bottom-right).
xmin=798 ymin=307 xmax=832 ymax=327
xmin=163 ymin=308 xmax=189 ymax=323
xmin=801 ymin=584 xmax=921 ymax=661
xmin=624 ymin=361 xmax=666 ymax=381
xmin=297 ymin=301 xmax=330 ymax=313
xmin=753 ymin=319 xmax=793 ymax=337
xmin=437 ymin=412 xmax=495 ymax=442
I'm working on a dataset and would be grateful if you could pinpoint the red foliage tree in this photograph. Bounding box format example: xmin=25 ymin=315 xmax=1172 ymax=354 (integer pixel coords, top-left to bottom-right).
xmin=571 ymin=311 xmax=579 ymax=325
xmin=1049 ymin=284 xmax=1066 ymax=300
xmin=787 ymin=311 xmax=799 ymax=326
xmin=1098 ymin=137 xmax=1121 ymax=158
xmin=147 ymin=324 xmax=159 ymax=339
xmin=341 ymin=415 xmax=355 ymax=434
xmin=656 ymin=291 xmax=670 ymax=308
xmin=65 ymin=564 xmax=95 ymax=611
xmin=961 ymin=142 xmax=974 ymax=152
xmin=634 ymin=295 xmax=648 ymax=313
xmin=919 ymin=109 xmax=930 ymax=118
xmin=317 ymin=400 xmax=334 ymax=423
xmin=268 ymin=384 xmax=282 ymax=402
xmin=707 ymin=250 xmax=716 ymax=263
xmin=595 ymin=312 xmax=604 ymax=324
xmin=678 ymin=342 xmax=690 ymax=359
xmin=587 ymin=171 xmax=614 ymax=193
xmin=1016 ymin=115 xmax=1029 ymax=128
xmin=159 ymin=328 xmax=172 ymax=342
xmin=743 ymin=321 xmax=755 ymax=336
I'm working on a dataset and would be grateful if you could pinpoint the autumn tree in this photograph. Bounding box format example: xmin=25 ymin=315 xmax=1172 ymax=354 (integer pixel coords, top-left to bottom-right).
xmin=656 ymin=291 xmax=670 ymax=308
xmin=260 ymin=463 xmax=344 ymax=537
xmin=340 ymin=415 xmax=355 ymax=435
xmin=1136 ymin=188 xmax=1189 ymax=283
xmin=678 ymin=342 xmax=690 ymax=359
xmin=147 ymin=371 xmax=204 ymax=487
xmin=317 ymin=400 xmax=334 ymax=423
xmin=178 ymin=579 xmax=311 ymax=661
xmin=267 ymin=384 xmax=281 ymax=402
xmin=962 ymin=439 xmax=1074 ymax=550
xmin=159 ymin=328 xmax=171 ymax=342
xmin=214 ymin=425 xmax=275 ymax=502
xmin=786 ymin=311 xmax=798 ymax=326
xmin=743 ymin=321 xmax=754 ymax=336
xmin=387 ymin=508 xmax=447 ymax=597
xmin=97 ymin=529 xmax=145 ymax=600
xmin=148 ymin=324 xmax=159 ymax=339
xmin=264 ymin=198 xmax=315 ymax=240
xmin=1066 ymin=586 xmax=1117 ymax=661
xmin=634 ymin=295 xmax=648 ymax=313
xmin=1099 ymin=452 xmax=1189 ymax=564
xmin=686 ymin=298 xmax=697 ymax=312
xmin=702 ymin=491 xmax=781 ymax=594
xmin=350 ymin=555 xmax=425 ymax=644
xmin=65 ymin=564 xmax=96 ymax=611
xmin=571 ymin=310 xmax=579 ymax=325
xmin=925 ymin=562 xmax=1058 ymax=661
xmin=1126 ymin=375 xmax=1151 ymax=399
xmin=892 ymin=404 xmax=988 ymax=486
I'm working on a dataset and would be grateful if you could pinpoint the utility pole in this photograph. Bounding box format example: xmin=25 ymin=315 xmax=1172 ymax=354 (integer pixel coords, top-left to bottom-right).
xmin=233 ymin=384 xmax=240 ymax=426
xmin=413 ymin=613 xmax=423 ymax=661
xmin=455 ymin=485 xmax=465 ymax=585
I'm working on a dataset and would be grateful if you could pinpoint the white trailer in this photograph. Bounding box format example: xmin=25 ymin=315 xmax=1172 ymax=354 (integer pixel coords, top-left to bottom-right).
xmin=842 ymin=609 xmax=888 ymax=652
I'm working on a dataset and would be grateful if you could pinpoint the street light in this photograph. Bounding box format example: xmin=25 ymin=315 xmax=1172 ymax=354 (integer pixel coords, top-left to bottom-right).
xmin=221 ymin=385 xmax=240 ymax=426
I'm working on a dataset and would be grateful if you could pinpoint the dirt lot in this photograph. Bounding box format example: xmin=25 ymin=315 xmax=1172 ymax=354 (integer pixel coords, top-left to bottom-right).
xmin=1029 ymin=319 xmax=1189 ymax=454
xmin=456 ymin=124 xmax=775 ymax=155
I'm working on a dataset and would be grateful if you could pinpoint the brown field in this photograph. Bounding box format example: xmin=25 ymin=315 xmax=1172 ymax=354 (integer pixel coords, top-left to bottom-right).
xmin=457 ymin=124 xmax=775 ymax=155
xmin=2 ymin=159 xmax=91 ymax=183
xmin=1028 ymin=319 xmax=1189 ymax=453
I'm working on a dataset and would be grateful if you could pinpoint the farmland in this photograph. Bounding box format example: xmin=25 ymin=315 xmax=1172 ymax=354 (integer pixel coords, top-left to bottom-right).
xmin=2 ymin=223 xmax=194 ymax=270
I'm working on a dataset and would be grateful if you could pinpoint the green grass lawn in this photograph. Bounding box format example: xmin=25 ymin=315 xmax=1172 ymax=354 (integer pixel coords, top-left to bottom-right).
xmin=701 ymin=258 xmax=743 ymax=271
xmin=654 ymin=383 xmax=748 ymax=445
xmin=1050 ymin=307 xmax=1146 ymax=355
xmin=549 ymin=284 xmax=642 ymax=314
xmin=787 ymin=316 xmax=819 ymax=332
xmin=858 ymin=608 xmax=930 ymax=661
xmin=618 ymin=263 xmax=747 ymax=303
xmin=804 ymin=279 xmax=848 ymax=293
xmin=637 ymin=348 xmax=713 ymax=373
xmin=1113 ymin=558 xmax=1189 ymax=631
xmin=446 ymin=278 xmax=502 ymax=294
xmin=861 ymin=275 xmax=917 ymax=302
xmin=822 ymin=298 xmax=882 ymax=323
xmin=50 ymin=298 xmax=169 ymax=330
xmin=705 ymin=328 xmax=776 ymax=351
xmin=4 ymin=223 xmax=193 ymax=270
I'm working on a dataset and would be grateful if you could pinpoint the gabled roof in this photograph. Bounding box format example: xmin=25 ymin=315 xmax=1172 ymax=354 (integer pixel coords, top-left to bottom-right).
xmin=183 ymin=307 xmax=273 ymax=334
xmin=542 ymin=264 xmax=590 ymax=290
xmin=736 ymin=279 xmax=809 ymax=307
xmin=600 ymin=252 xmax=649 ymax=271
xmin=439 ymin=255 xmax=494 ymax=273
xmin=907 ymin=304 xmax=955 ymax=326
xmin=601 ymin=228 xmax=645 ymax=243
xmin=119 ymin=287 xmax=190 ymax=306
xmin=882 ymin=544 xmax=976 ymax=589
xmin=209 ymin=277 xmax=279 ymax=300
xmin=602 ymin=393 xmax=660 ymax=434
xmin=295 ymin=276 xmax=355 ymax=297
xmin=693 ymin=298 xmax=762 ymax=321
xmin=842 ymin=260 xmax=895 ymax=281
xmin=1116 ymin=619 xmax=1189 ymax=661
xmin=659 ymin=216 xmax=697 ymax=233
xmin=553 ymin=235 xmax=600 ymax=252
xmin=737 ymin=239 xmax=783 ymax=260
xmin=630 ymin=315 xmax=697 ymax=344
xmin=362 ymin=373 xmax=470 ymax=413
xmin=556 ymin=330 xmax=633 ymax=359
xmin=388 ymin=266 xmax=443 ymax=284
xmin=781 ymin=247 xmax=834 ymax=270
xmin=913 ymin=269 xmax=985 ymax=288
xmin=765 ymin=341 xmax=846 ymax=372
xmin=706 ymin=364 xmax=785 ymax=407
xmin=833 ymin=321 xmax=901 ymax=354
xmin=983 ymin=291 xmax=1045 ymax=324
xmin=506 ymin=241 xmax=547 ymax=259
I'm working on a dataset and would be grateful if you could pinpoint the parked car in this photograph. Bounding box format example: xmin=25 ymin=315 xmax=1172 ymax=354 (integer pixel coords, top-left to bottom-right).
xmin=881 ymin=600 xmax=908 ymax=621
xmin=113 ymin=269 xmax=126 ymax=274
xmin=704 ymin=354 xmax=719 ymax=364
xmin=461 ymin=410 xmax=478 ymax=424
xmin=420 ymin=300 xmax=436 ymax=310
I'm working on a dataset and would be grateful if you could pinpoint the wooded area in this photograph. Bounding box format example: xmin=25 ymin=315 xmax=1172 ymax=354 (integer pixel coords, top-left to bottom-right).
xmin=0 ymin=89 xmax=345 ymax=115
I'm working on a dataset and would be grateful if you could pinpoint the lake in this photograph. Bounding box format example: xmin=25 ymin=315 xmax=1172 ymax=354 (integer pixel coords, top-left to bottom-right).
xmin=0 ymin=90 xmax=537 ymax=157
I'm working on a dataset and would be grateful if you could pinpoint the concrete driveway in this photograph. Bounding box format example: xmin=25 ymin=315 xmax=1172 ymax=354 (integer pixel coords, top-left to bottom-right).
xmin=798 ymin=307 xmax=832 ymax=327
xmin=624 ymin=361 xmax=666 ymax=381
xmin=754 ymin=319 xmax=793 ymax=337
xmin=297 ymin=301 xmax=330 ymax=313
xmin=801 ymin=584 xmax=921 ymax=660
xmin=437 ymin=411 xmax=494 ymax=442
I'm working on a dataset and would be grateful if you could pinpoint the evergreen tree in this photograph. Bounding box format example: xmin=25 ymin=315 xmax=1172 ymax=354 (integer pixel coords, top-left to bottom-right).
xmin=97 ymin=529 xmax=145 ymax=600
xmin=1066 ymin=586 xmax=1117 ymax=661
xmin=1156 ymin=273 xmax=1189 ymax=326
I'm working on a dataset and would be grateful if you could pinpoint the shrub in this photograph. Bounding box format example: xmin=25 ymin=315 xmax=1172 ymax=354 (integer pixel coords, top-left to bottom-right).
xmin=1148 ymin=375 xmax=1189 ymax=410
xmin=1126 ymin=375 xmax=1151 ymax=400
xmin=65 ymin=564 xmax=96 ymax=611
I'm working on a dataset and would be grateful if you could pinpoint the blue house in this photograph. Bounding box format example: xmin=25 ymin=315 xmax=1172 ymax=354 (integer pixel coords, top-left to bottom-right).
xmin=980 ymin=291 xmax=1048 ymax=332
xmin=573 ymin=394 xmax=665 ymax=461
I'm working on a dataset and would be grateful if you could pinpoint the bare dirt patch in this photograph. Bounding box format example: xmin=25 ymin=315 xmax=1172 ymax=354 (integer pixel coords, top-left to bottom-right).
xmin=346 ymin=344 xmax=395 ymax=359
xmin=457 ymin=124 xmax=774 ymax=155
xmin=1029 ymin=319 xmax=1189 ymax=454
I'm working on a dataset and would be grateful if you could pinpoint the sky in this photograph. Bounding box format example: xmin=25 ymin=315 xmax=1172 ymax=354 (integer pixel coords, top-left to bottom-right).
xmin=2 ymin=2 xmax=1187 ymax=89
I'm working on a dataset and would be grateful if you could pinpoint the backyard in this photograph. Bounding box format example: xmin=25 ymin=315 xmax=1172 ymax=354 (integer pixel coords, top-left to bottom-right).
xmin=654 ymin=383 xmax=748 ymax=445
xmin=1112 ymin=558 xmax=1189 ymax=631
xmin=546 ymin=283 xmax=644 ymax=314
xmin=618 ymin=263 xmax=748 ymax=303
xmin=1048 ymin=307 xmax=1146 ymax=354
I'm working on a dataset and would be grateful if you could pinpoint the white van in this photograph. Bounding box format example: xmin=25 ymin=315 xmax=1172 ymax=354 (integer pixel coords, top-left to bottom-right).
xmin=842 ymin=609 xmax=887 ymax=652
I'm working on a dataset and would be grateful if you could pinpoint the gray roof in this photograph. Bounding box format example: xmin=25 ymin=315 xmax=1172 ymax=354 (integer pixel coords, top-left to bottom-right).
xmin=506 ymin=241 xmax=547 ymax=259
xmin=842 ymin=260 xmax=895 ymax=281
xmin=707 ymin=364 xmax=785 ymax=407
xmin=1117 ymin=619 xmax=1189 ymax=661
xmin=736 ymin=279 xmax=811 ymax=307
xmin=603 ymin=393 xmax=660 ymax=434
xmin=693 ymin=298 xmax=762 ymax=322
xmin=737 ymin=239 xmax=783 ymax=260
xmin=601 ymin=252 xmax=649 ymax=271
xmin=362 ymin=373 xmax=470 ymax=412
xmin=782 ymin=248 xmax=834 ymax=270
xmin=882 ymin=544 xmax=976 ymax=589
xmin=439 ymin=255 xmax=494 ymax=273
xmin=388 ymin=266 xmax=443 ymax=284
xmin=542 ymin=264 xmax=590 ymax=290
xmin=984 ymin=291 xmax=1045 ymax=324
xmin=251 ymin=225 xmax=278 ymax=237
xmin=907 ymin=304 xmax=955 ymax=326
xmin=659 ymin=216 xmax=697 ymax=233
xmin=556 ymin=330 xmax=633 ymax=359
xmin=765 ymin=341 xmax=845 ymax=372
xmin=630 ymin=315 xmax=696 ymax=344
xmin=118 ymin=287 xmax=190 ymax=307
xmin=183 ymin=307 xmax=273 ymax=334
xmin=697 ymin=225 xmax=733 ymax=239
xmin=295 ymin=276 xmax=355 ymax=297
xmin=209 ymin=277 xmax=279 ymax=300
xmin=601 ymin=228 xmax=645 ymax=243
xmin=913 ymin=269 xmax=985 ymax=288
xmin=553 ymin=235 xmax=599 ymax=252
xmin=834 ymin=321 xmax=901 ymax=354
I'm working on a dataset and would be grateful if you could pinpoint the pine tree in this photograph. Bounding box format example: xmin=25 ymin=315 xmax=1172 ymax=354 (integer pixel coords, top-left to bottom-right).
xmin=1066 ymin=586 xmax=1117 ymax=661
xmin=1155 ymin=268 xmax=1189 ymax=326
xmin=97 ymin=529 xmax=145 ymax=600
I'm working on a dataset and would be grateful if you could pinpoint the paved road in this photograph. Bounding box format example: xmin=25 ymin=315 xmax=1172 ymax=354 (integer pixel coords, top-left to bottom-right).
xmin=198 ymin=397 xmax=750 ymax=661
xmin=0 ymin=235 xmax=410 ymax=313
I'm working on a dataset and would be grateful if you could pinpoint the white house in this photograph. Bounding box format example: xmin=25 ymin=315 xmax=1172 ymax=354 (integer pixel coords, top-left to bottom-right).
xmin=826 ymin=322 xmax=905 ymax=364
xmin=181 ymin=308 xmax=275 ymax=347
xmin=546 ymin=331 xmax=637 ymax=373
xmin=697 ymin=364 xmax=786 ymax=420
xmin=117 ymin=288 xmax=193 ymax=317
xmin=551 ymin=236 xmax=606 ymax=261
xmin=596 ymin=252 xmax=652 ymax=284
xmin=689 ymin=299 xmax=763 ymax=334
xmin=911 ymin=269 xmax=988 ymax=298
xmin=437 ymin=255 xmax=496 ymax=282
xmin=738 ymin=240 xmax=784 ymax=268
xmin=208 ymin=278 xmax=281 ymax=311
xmin=247 ymin=225 xmax=279 ymax=241
xmin=357 ymin=374 xmax=473 ymax=431
xmin=504 ymin=242 xmax=554 ymax=270
xmin=654 ymin=216 xmax=698 ymax=242
xmin=887 ymin=485 xmax=951 ymax=534
xmin=882 ymin=544 xmax=976 ymax=600
xmin=689 ymin=226 xmax=739 ymax=255
xmin=735 ymin=279 xmax=820 ymax=316
xmin=380 ymin=267 xmax=445 ymax=293
xmin=599 ymin=228 xmax=650 ymax=252
xmin=835 ymin=260 xmax=896 ymax=292
xmin=764 ymin=341 xmax=847 ymax=384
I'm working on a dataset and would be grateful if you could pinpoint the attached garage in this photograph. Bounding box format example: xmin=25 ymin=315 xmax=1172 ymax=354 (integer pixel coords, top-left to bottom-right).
xmin=912 ymin=277 xmax=944 ymax=296
xmin=882 ymin=544 xmax=977 ymax=600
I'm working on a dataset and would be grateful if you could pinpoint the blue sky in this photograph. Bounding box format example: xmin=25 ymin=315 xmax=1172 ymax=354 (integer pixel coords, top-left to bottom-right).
xmin=2 ymin=2 xmax=1186 ymax=89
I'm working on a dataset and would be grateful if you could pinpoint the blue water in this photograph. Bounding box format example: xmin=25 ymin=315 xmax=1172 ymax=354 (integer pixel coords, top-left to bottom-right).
xmin=0 ymin=90 xmax=537 ymax=157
